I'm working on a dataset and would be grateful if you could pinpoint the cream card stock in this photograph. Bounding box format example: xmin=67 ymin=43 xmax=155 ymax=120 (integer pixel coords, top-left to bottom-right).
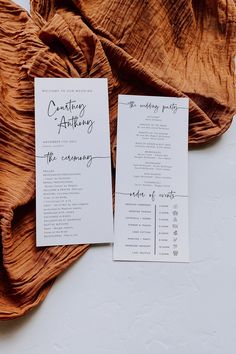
xmin=114 ymin=95 xmax=189 ymax=262
xmin=35 ymin=78 xmax=113 ymax=246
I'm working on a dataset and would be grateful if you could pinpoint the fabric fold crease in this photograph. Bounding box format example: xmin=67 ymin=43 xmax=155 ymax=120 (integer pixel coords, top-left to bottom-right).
xmin=0 ymin=0 xmax=235 ymax=319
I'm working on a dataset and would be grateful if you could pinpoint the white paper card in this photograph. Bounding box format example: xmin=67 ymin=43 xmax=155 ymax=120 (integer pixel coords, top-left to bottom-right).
xmin=35 ymin=78 xmax=113 ymax=246
xmin=114 ymin=95 xmax=189 ymax=262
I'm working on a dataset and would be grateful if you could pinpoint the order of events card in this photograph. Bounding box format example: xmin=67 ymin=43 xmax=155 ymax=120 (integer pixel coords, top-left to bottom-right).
xmin=114 ymin=95 xmax=189 ymax=262
xmin=35 ymin=78 xmax=113 ymax=246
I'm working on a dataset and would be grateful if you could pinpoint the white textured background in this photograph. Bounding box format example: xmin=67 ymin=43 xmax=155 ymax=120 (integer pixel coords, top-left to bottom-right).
xmin=1 ymin=1 xmax=236 ymax=353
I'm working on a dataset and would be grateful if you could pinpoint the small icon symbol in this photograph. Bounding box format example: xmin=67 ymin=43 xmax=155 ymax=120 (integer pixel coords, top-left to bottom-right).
xmin=173 ymin=230 xmax=178 ymax=236
xmin=172 ymin=224 xmax=178 ymax=229
xmin=173 ymin=250 xmax=179 ymax=256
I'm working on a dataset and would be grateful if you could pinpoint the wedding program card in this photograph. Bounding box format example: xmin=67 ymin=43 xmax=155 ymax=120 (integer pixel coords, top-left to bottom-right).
xmin=35 ymin=78 xmax=113 ymax=246
xmin=114 ymin=95 xmax=189 ymax=262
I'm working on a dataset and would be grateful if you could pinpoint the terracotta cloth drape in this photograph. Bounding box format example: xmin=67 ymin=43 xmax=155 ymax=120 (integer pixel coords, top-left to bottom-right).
xmin=0 ymin=0 xmax=235 ymax=320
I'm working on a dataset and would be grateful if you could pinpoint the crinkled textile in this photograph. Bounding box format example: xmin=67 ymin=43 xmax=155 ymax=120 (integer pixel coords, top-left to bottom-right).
xmin=0 ymin=0 xmax=235 ymax=320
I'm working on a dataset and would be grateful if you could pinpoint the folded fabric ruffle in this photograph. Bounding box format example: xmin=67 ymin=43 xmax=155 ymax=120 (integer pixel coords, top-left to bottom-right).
xmin=0 ymin=0 xmax=235 ymax=319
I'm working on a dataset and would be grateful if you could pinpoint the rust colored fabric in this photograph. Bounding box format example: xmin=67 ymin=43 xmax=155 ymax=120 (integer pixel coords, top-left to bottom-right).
xmin=0 ymin=0 xmax=235 ymax=320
